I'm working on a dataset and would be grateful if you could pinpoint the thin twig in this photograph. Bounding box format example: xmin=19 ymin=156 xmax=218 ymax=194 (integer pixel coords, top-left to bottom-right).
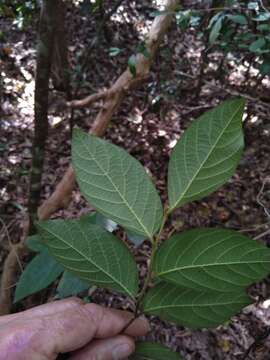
xmin=254 ymin=228 xmax=270 ymax=240
xmin=256 ymin=177 xmax=270 ymax=218
xmin=177 ymin=71 xmax=270 ymax=109
xmin=0 ymin=217 xmax=23 ymax=273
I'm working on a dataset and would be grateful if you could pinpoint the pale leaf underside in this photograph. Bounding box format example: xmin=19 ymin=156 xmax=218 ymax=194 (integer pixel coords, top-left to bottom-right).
xmin=72 ymin=129 xmax=163 ymax=238
xmin=143 ymin=282 xmax=251 ymax=328
xmin=154 ymin=228 xmax=270 ymax=292
xmin=37 ymin=219 xmax=138 ymax=298
xmin=168 ymin=98 xmax=245 ymax=210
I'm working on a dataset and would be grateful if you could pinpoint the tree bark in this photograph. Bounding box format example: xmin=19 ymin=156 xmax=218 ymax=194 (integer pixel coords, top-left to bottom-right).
xmin=28 ymin=0 xmax=59 ymax=232
xmin=51 ymin=1 xmax=70 ymax=92
xmin=0 ymin=0 xmax=59 ymax=315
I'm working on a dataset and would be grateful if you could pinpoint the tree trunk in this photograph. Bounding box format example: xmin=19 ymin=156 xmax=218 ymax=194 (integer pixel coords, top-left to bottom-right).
xmin=51 ymin=1 xmax=70 ymax=92
xmin=28 ymin=0 xmax=59 ymax=232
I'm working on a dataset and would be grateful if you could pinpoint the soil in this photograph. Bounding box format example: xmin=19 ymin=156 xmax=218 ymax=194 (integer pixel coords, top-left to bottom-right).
xmin=1 ymin=1 xmax=270 ymax=359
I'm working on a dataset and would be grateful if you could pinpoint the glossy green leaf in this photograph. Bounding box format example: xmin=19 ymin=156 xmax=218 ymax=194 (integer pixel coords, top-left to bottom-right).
xmin=14 ymin=251 xmax=63 ymax=303
xmin=131 ymin=342 xmax=183 ymax=360
xmin=143 ymin=283 xmax=251 ymax=329
xmin=168 ymin=98 xmax=245 ymax=211
xmin=36 ymin=217 xmax=138 ymax=298
xmin=72 ymin=129 xmax=163 ymax=239
xmin=154 ymin=228 xmax=270 ymax=292
xmin=57 ymin=271 xmax=89 ymax=299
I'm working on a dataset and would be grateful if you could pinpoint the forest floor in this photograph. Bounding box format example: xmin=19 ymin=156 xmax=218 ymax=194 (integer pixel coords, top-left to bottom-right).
xmin=1 ymin=2 xmax=270 ymax=359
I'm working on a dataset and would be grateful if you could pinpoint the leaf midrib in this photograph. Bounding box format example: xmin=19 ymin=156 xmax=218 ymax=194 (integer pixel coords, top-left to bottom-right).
xmin=170 ymin=103 xmax=243 ymax=210
xmin=157 ymin=259 xmax=270 ymax=276
xmin=79 ymin=137 xmax=153 ymax=239
xmin=145 ymin=299 xmax=247 ymax=311
xmin=41 ymin=225 xmax=135 ymax=298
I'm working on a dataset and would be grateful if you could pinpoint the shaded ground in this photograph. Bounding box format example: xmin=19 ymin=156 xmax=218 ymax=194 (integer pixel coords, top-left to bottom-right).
xmin=1 ymin=2 xmax=270 ymax=359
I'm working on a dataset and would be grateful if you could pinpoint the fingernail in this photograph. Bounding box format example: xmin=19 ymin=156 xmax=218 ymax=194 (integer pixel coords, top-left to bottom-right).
xmin=112 ymin=343 xmax=132 ymax=360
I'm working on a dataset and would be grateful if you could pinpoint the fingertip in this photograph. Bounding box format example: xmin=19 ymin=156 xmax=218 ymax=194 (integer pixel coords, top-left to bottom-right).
xmin=125 ymin=315 xmax=150 ymax=337
xmin=69 ymin=335 xmax=135 ymax=360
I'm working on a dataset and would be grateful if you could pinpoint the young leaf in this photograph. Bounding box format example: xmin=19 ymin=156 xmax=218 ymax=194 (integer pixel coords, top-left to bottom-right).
xmin=168 ymin=98 xmax=245 ymax=211
xmin=14 ymin=251 xmax=63 ymax=303
xmin=154 ymin=228 xmax=270 ymax=292
xmin=130 ymin=342 xmax=183 ymax=360
xmin=56 ymin=271 xmax=89 ymax=299
xmin=143 ymin=282 xmax=251 ymax=329
xmin=72 ymin=129 xmax=163 ymax=239
xmin=36 ymin=218 xmax=139 ymax=298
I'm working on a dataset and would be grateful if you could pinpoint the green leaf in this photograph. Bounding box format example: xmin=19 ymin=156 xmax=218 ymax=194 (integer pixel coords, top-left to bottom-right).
xmin=128 ymin=55 xmax=137 ymax=77
xmin=227 ymin=14 xmax=247 ymax=25
xmin=143 ymin=282 xmax=251 ymax=329
xmin=108 ymin=47 xmax=122 ymax=57
xmin=260 ymin=58 xmax=270 ymax=75
xmin=254 ymin=13 xmax=270 ymax=22
xmin=14 ymin=251 xmax=63 ymax=303
xmin=249 ymin=37 xmax=266 ymax=52
xmin=57 ymin=271 xmax=89 ymax=299
xmin=154 ymin=228 xmax=270 ymax=292
xmin=168 ymin=98 xmax=245 ymax=211
xmin=257 ymin=24 xmax=270 ymax=32
xmin=209 ymin=16 xmax=224 ymax=44
xmin=26 ymin=234 xmax=46 ymax=252
xmin=72 ymin=129 xmax=163 ymax=239
xmin=36 ymin=217 xmax=139 ymax=298
xmin=130 ymin=342 xmax=183 ymax=360
xmin=208 ymin=12 xmax=223 ymax=29
xmin=137 ymin=42 xmax=150 ymax=59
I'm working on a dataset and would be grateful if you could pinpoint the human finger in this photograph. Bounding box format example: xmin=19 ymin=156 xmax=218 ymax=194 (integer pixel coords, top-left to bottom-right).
xmin=0 ymin=297 xmax=83 ymax=326
xmin=69 ymin=335 xmax=135 ymax=360
xmin=37 ymin=303 xmax=149 ymax=355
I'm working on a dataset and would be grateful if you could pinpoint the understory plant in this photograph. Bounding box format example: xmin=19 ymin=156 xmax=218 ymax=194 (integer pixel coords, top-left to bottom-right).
xmin=17 ymin=98 xmax=270 ymax=359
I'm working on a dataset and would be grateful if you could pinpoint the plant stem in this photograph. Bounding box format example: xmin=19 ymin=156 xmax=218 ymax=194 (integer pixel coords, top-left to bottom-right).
xmin=122 ymin=208 xmax=169 ymax=332
xmin=137 ymin=207 xmax=169 ymax=310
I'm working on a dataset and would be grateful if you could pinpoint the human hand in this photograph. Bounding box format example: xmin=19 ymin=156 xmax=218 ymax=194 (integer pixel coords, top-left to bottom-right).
xmin=0 ymin=297 xmax=149 ymax=360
